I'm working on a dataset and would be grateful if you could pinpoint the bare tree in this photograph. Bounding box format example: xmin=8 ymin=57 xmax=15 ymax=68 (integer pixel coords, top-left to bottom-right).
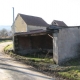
xmin=0 ymin=29 xmax=8 ymax=38
xmin=8 ymin=31 xmax=12 ymax=37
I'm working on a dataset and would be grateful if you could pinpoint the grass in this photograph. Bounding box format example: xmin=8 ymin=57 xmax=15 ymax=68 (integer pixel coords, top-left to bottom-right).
xmin=58 ymin=66 xmax=80 ymax=80
xmin=4 ymin=44 xmax=54 ymax=66
xmin=4 ymin=44 xmax=80 ymax=80
xmin=58 ymin=57 xmax=80 ymax=80
xmin=4 ymin=44 xmax=13 ymax=50
xmin=57 ymin=58 xmax=80 ymax=80
xmin=0 ymin=39 xmax=12 ymax=43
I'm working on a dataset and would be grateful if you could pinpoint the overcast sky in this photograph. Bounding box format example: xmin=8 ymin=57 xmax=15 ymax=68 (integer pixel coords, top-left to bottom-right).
xmin=0 ymin=0 xmax=80 ymax=26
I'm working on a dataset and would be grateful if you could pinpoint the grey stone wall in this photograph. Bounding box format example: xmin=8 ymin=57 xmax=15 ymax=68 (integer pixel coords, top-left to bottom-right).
xmin=16 ymin=35 xmax=53 ymax=55
xmin=57 ymin=27 xmax=80 ymax=64
xmin=53 ymin=33 xmax=58 ymax=64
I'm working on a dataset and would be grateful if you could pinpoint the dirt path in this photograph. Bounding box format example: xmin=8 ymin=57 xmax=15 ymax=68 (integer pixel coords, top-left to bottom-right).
xmin=0 ymin=42 xmax=55 ymax=80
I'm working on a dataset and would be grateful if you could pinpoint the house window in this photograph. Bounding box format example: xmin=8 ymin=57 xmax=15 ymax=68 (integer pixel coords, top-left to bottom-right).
xmin=53 ymin=22 xmax=58 ymax=26
xmin=54 ymin=22 xmax=57 ymax=25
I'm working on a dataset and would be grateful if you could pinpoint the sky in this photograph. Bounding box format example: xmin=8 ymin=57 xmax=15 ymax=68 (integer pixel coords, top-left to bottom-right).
xmin=0 ymin=0 xmax=80 ymax=28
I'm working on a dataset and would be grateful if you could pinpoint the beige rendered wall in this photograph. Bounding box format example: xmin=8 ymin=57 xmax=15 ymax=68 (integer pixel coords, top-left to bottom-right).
xmin=13 ymin=15 xmax=27 ymax=33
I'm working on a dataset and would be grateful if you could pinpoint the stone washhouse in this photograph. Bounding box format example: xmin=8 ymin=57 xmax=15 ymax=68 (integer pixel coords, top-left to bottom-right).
xmin=12 ymin=13 xmax=80 ymax=65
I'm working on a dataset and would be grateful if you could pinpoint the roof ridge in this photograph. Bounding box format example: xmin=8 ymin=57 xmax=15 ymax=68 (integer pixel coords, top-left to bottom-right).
xmin=19 ymin=13 xmax=43 ymax=19
xmin=18 ymin=13 xmax=49 ymax=27
xmin=54 ymin=20 xmax=64 ymax=22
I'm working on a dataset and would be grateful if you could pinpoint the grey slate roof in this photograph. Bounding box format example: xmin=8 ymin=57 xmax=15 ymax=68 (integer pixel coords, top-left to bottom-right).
xmin=51 ymin=20 xmax=67 ymax=27
xmin=19 ymin=13 xmax=49 ymax=27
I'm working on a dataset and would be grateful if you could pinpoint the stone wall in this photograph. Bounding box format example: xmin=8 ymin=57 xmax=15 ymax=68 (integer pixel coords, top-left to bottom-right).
xmin=54 ymin=27 xmax=80 ymax=64
xmin=17 ymin=35 xmax=53 ymax=55
xmin=13 ymin=15 xmax=27 ymax=33
xmin=27 ymin=25 xmax=46 ymax=32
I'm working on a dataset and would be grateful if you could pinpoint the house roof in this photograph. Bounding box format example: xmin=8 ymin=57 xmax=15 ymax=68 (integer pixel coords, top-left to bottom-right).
xmin=51 ymin=20 xmax=67 ymax=27
xmin=19 ymin=13 xmax=49 ymax=27
xmin=15 ymin=29 xmax=47 ymax=36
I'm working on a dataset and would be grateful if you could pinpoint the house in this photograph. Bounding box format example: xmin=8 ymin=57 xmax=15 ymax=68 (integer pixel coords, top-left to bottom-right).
xmin=51 ymin=20 xmax=67 ymax=27
xmin=12 ymin=13 xmax=80 ymax=65
xmin=12 ymin=13 xmax=49 ymax=33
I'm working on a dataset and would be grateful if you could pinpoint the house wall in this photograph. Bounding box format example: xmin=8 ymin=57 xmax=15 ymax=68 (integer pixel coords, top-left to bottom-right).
xmin=17 ymin=35 xmax=53 ymax=55
xmin=54 ymin=27 xmax=80 ymax=64
xmin=13 ymin=15 xmax=27 ymax=33
xmin=27 ymin=25 xmax=46 ymax=31
xmin=12 ymin=15 xmax=47 ymax=33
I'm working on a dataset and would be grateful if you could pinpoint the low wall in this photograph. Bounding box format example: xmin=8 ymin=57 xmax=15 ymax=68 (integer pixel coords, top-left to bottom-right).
xmin=0 ymin=38 xmax=12 ymax=40
xmin=18 ymin=49 xmax=53 ymax=55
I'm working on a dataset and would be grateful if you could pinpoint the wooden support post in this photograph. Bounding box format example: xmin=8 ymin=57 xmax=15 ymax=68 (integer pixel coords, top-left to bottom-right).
xmin=13 ymin=35 xmax=15 ymax=51
xmin=13 ymin=36 xmax=19 ymax=52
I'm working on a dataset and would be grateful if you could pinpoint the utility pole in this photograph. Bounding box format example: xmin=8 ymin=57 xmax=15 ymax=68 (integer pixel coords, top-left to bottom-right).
xmin=13 ymin=7 xmax=14 ymax=23
xmin=12 ymin=7 xmax=14 ymax=32
xmin=12 ymin=7 xmax=15 ymax=51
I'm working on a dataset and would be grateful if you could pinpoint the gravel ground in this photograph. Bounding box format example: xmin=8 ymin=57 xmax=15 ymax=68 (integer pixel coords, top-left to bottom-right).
xmin=0 ymin=42 xmax=55 ymax=80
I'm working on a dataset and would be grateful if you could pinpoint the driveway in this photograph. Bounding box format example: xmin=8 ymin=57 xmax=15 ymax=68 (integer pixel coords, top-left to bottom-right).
xmin=0 ymin=42 xmax=55 ymax=80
